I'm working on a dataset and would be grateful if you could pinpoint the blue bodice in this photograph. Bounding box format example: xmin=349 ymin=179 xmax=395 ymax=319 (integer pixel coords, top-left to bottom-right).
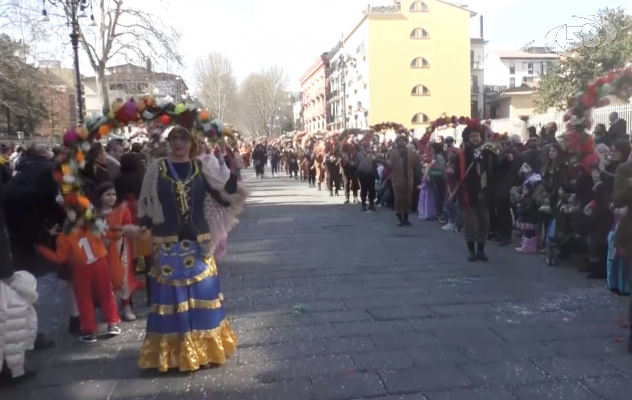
xmin=151 ymin=159 xmax=211 ymax=244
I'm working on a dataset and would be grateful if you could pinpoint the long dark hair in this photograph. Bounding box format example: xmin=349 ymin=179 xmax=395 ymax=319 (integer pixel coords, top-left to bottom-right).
xmin=115 ymin=152 xmax=145 ymax=201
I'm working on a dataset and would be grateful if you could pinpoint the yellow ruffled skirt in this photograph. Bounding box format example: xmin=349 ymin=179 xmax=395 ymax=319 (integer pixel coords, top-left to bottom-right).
xmin=137 ymin=240 xmax=237 ymax=372
xmin=138 ymin=319 xmax=237 ymax=372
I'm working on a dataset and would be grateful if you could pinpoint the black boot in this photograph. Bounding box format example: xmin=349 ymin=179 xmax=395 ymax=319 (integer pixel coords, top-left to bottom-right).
xmin=476 ymin=242 xmax=488 ymax=261
xmin=361 ymin=200 xmax=367 ymax=211
xmin=33 ymin=333 xmax=55 ymax=351
xmin=69 ymin=316 xmax=81 ymax=336
xmin=397 ymin=213 xmax=404 ymax=226
xmin=368 ymin=201 xmax=376 ymax=211
xmin=587 ymin=258 xmax=607 ymax=279
xmin=329 ymin=189 xmax=334 ymax=197
xmin=403 ymin=213 xmax=412 ymax=226
xmin=344 ymin=196 xmax=350 ymax=204
xmin=467 ymin=242 xmax=476 ymax=262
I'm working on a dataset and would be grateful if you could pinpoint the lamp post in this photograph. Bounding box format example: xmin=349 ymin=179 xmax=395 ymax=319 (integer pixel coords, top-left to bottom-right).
xmin=41 ymin=0 xmax=96 ymax=126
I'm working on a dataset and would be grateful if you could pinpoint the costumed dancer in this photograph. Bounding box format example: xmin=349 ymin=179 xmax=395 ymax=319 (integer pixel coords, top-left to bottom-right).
xmin=137 ymin=123 xmax=246 ymax=372
xmin=450 ymin=120 xmax=496 ymax=261
xmin=417 ymin=138 xmax=438 ymax=220
xmin=114 ymin=152 xmax=152 ymax=305
xmin=356 ymin=138 xmax=376 ymax=210
xmin=98 ymin=182 xmax=141 ymax=321
xmin=512 ymin=171 xmax=542 ymax=253
xmin=38 ymin=210 xmax=122 ymax=343
xmin=418 ymin=168 xmax=436 ymax=220
xmin=197 ymin=138 xmax=237 ymax=260
xmin=387 ymin=134 xmax=420 ymax=226
xmin=341 ymin=136 xmax=360 ymax=203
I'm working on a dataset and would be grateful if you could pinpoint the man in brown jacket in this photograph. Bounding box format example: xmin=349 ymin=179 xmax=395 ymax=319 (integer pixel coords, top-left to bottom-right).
xmin=387 ymin=135 xmax=420 ymax=226
xmin=612 ymin=149 xmax=632 ymax=353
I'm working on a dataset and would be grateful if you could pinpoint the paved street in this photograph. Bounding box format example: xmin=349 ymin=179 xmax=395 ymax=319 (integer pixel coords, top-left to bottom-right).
xmin=4 ymin=169 xmax=632 ymax=399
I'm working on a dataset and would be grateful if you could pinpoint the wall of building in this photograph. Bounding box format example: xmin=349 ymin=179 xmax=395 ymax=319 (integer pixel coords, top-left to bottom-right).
xmin=470 ymin=42 xmax=485 ymax=117
xmin=485 ymin=54 xmax=557 ymax=88
xmin=510 ymin=95 xmax=538 ymax=118
xmin=340 ymin=18 xmax=369 ymax=129
xmin=483 ymin=53 xmax=507 ymax=87
xmin=367 ymin=0 xmax=471 ymax=128
xmin=300 ymin=58 xmax=328 ymax=133
xmin=83 ymin=80 xmax=102 ymax=117
xmin=498 ymin=97 xmax=512 ymax=118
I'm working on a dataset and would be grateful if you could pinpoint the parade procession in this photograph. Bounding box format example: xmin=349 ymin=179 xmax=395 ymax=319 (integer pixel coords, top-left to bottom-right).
xmin=2 ymin=0 xmax=632 ymax=399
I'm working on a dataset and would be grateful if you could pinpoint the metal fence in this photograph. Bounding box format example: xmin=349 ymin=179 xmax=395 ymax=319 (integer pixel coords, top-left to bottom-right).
xmin=490 ymin=103 xmax=632 ymax=139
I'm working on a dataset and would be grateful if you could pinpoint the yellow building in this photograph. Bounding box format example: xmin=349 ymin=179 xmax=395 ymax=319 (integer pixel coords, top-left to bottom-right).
xmin=326 ymin=0 xmax=474 ymax=132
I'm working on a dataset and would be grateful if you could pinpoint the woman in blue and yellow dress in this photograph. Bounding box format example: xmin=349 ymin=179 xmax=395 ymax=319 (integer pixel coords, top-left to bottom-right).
xmin=136 ymin=125 xmax=246 ymax=372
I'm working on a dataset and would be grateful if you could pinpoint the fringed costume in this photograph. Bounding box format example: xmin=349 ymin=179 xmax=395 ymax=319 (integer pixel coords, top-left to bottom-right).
xmin=137 ymin=156 xmax=245 ymax=372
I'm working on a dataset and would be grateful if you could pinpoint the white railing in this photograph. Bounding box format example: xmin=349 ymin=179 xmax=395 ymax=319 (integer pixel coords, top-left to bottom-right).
xmin=490 ymin=103 xmax=632 ymax=138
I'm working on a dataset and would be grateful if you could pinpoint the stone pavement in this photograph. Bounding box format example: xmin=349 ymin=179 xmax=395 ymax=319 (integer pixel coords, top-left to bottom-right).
xmin=3 ymin=169 xmax=632 ymax=400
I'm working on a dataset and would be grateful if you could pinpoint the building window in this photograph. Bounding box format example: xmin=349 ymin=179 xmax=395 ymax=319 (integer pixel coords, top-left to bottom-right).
xmin=409 ymin=1 xmax=428 ymax=12
xmin=410 ymin=28 xmax=429 ymax=39
xmin=411 ymin=85 xmax=430 ymax=96
xmin=527 ymin=62 xmax=533 ymax=74
xmin=411 ymin=113 xmax=430 ymax=124
xmin=509 ymin=63 xmax=515 ymax=74
xmin=410 ymin=57 xmax=429 ymax=68
xmin=510 ymin=77 xmax=515 ymax=87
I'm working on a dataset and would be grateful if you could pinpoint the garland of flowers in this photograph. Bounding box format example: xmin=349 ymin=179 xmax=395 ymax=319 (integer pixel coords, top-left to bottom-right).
xmin=562 ymin=67 xmax=632 ymax=169
xmin=370 ymin=122 xmax=408 ymax=134
xmin=57 ymin=97 xmax=225 ymax=235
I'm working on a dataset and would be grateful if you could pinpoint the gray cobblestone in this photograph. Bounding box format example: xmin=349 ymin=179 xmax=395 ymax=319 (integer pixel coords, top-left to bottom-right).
xmin=4 ymin=170 xmax=630 ymax=400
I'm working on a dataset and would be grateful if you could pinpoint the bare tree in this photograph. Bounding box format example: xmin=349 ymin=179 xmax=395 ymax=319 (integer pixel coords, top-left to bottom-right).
xmin=42 ymin=0 xmax=183 ymax=111
xmin=237 ymin=65 xmax=290 ymax=137
xmin=192 ymin=52 xmax=238 ymax=123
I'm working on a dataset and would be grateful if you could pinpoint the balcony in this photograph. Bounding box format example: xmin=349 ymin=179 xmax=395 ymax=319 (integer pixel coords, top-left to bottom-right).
xmin=327 ymin=90 xmax=338 ymax=100
xmin=471 ymin=85 xmax=480 ymax=94
xmin=471 ymin=61 xmax=482 ymax=69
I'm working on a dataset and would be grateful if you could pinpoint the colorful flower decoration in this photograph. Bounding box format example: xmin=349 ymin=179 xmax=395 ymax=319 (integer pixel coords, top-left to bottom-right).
xmin=562 ymin=67 xmax=632 ymax=171
xmin=57 ymin=98 xmax=218 ymax=235
xmin=370 ymin=122 xmax=408 ymax=133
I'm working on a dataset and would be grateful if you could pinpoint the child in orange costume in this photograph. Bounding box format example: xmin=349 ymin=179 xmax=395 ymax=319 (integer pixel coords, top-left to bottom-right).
xmin=98 ymin=183 xmax=140 ymax=321
xmin=38 ymin=226 xmax=121 ymax=343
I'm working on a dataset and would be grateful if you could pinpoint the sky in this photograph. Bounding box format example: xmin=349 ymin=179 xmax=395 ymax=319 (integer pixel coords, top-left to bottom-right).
xmin=164 ymin=0 xmax=629 ymax=91
xmin=23 ymin=0 xmax=631 ymax=91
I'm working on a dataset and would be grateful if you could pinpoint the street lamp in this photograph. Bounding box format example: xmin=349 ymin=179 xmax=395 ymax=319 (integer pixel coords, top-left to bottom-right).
xmin=41 ymin=0 xmax=94 ymax=125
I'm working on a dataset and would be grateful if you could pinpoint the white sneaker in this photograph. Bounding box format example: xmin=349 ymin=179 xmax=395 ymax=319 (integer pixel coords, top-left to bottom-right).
xmin=442 ymin=222 xmax=455 ymax=231
xmin=121 ymin=304 xmax=136 ymax=321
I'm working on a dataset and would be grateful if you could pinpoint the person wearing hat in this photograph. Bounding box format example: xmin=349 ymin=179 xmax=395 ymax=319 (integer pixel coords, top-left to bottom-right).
xmin=137 ymin=125 xmax=243 ymax=372
xmin=452 ymin=123 xmax=496 ymax=261
xmin=387 ymin=134 xmax=420 ymax=226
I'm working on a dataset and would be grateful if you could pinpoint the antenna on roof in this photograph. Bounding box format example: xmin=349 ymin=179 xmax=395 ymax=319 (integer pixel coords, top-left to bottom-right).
xmin=520 ymin=40 xmax=535 ymax=52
